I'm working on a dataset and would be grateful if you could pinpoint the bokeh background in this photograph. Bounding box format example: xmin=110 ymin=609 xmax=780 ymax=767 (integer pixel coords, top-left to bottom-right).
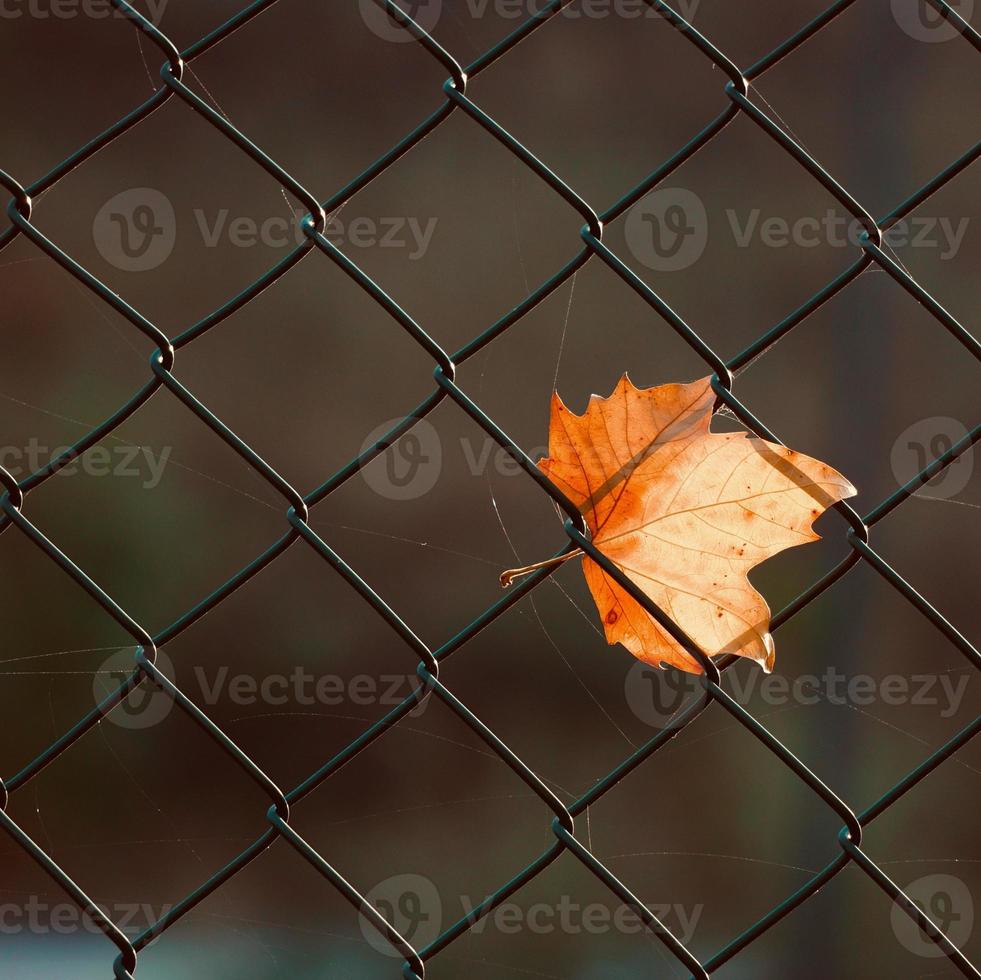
xmin=0 ymin=0 xmax=978 ymax=977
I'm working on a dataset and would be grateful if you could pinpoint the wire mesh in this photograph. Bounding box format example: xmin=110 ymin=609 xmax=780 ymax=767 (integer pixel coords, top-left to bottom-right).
xmin=0 ymin=0 xmax=979 ymax=977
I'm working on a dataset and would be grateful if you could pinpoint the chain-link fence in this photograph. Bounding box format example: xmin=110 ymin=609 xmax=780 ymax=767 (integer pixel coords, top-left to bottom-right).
xmin=1 ymin=0 xmax=979 ymax=977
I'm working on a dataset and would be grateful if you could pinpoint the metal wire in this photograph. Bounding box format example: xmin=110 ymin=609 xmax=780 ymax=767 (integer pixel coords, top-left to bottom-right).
xmin=1 ymin=0 xmax=979 ymax=976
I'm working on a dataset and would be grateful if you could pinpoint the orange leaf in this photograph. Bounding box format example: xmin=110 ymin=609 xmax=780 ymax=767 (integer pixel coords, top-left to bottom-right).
xmin=509 ymin=375 xmax=856 ymax=675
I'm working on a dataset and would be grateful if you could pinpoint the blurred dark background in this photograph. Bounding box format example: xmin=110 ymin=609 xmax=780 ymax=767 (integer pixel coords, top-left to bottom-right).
xmin=0 ymin=1 xmax=978 ymax=977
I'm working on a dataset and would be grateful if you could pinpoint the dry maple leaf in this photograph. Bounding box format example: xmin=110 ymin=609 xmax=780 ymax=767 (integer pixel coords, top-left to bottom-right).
xmin=501 ymin=375 xmax=856 ymax=675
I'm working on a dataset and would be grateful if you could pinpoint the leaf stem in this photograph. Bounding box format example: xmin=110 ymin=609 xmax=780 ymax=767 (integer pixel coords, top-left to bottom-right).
xmin=500 ymin=549 xmax=584 ymax=588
